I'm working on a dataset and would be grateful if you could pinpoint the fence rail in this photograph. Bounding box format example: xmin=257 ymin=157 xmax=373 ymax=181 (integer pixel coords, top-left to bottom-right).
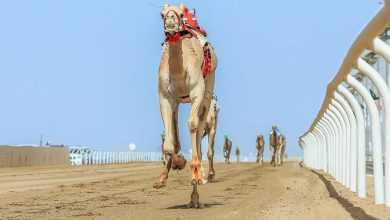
xmin=70 ymin=152 xmax=228 ymax=166
xmin=70 ymin=151 xmax=301 ymax=166
xmin=299 ymin=1 xmax=390 ymax=206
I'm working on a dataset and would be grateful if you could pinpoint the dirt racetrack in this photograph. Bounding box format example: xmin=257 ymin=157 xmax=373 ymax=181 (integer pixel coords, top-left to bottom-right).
xmin=0 ymin=162 xmax=389 ymax=220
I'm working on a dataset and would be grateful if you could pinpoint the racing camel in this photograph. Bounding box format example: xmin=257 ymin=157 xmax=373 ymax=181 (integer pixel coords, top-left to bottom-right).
xmin=236 ymin=146 xmax=241 ymax=164
xmin=223 ymin=136 xmax=232 ymax=164
xmin=269 ymin=126 xmax=279 ymax=167
xmin=154 ymin=4 xmax=218 ymax=208
xmin=256 ymin=135 xmax=265 ymax=165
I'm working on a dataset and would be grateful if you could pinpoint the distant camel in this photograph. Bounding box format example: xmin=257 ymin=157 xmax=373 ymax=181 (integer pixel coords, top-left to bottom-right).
xmin=269 ymin=126 xmax=279 ymax=167
xmin=256 ymin=135 xmax=265 ymax=165
xmin=236 ymin=146 xmax=240 ymax=164
xmin=223 ymin=136 xmax=232 ymax=164
xmin=276 ymin=135 xmax=286 ymax=166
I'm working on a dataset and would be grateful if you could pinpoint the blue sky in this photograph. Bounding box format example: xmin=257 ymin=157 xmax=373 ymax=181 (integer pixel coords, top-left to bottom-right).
xmin=0 ymin=1 xmax=382 ymax=159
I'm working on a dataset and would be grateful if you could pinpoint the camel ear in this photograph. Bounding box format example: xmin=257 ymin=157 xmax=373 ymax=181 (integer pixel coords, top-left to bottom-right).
xmin=163 ymin=4 xmax=169 ymax=9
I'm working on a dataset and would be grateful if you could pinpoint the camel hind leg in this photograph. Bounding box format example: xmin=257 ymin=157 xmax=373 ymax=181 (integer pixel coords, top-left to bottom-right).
xmin=281 ymin=145 xmax=285 ymax=166
xmin=276 ymin=146 xmax=282 ymax=166
xmin=259 ymin=147 xmax=264 ymax=166
xmin=207 ymin=126 xmax=216 ymax=182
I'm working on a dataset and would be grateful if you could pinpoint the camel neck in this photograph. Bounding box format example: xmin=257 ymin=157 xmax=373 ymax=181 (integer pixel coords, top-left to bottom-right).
xmin=168 ymin=41 xmax=184 ymax=74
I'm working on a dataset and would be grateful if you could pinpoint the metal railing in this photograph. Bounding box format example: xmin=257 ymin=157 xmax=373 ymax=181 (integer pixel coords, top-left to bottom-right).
xmin=71 ymin=152 xmax=164 ymax=166
xmin=299 ymin=1 xmax=390 ymax=206
xmin=70 ymin=151 xmax=228 ymax=166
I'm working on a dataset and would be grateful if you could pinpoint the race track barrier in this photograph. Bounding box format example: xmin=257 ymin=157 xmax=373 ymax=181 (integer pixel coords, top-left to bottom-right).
xmin=75 ymin=152 xmax=165 ymax=165
xmin=72 ymin=151 xmax=239 ymax=166
xmin=299 ymin=1 xmax=390 ymax=206
xmin=0 ymin=145 xmax=70 ymax=167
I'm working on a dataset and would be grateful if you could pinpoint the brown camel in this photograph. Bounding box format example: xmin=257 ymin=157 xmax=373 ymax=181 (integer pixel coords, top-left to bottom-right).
xmin=223 ymin=136 xmax=232 ymax=164
xmin=236 ymin=146 xmax=241 ymax=164
xmin=256 ymin=135 xmax=265 ymax=165
xmin=154 ymin=4 xmax=218 ymax=208
xmin=269 ymin=126 xmax=279 ymax=167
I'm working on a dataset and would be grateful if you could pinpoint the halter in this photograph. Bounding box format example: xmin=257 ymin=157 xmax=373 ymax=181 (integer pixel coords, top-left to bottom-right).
xmin=163 ymin=10 xmax=183 ymax=30
xmin=163 ymin=10 xmax=188 ymax=43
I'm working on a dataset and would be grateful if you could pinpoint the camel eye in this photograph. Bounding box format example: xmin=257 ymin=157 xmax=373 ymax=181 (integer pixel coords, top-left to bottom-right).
xmin=161 ymin=13 xmax=164 ymax=19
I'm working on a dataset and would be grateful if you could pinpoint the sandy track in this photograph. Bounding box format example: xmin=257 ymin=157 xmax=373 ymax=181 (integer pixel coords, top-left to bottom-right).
xmin=0 ymin=162 xmax=389 ymax=220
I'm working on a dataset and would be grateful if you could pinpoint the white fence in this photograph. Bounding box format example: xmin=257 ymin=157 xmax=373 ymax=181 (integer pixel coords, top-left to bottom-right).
xmin=71 ymin=151 xmax=229 ymax=166
xmin=71 ymin=151 xmax=297 ymax=165
xmin=299 ymin=1 xmax=390 ymax=206
xmin=73 ymin=152 xmax=164 ymax=165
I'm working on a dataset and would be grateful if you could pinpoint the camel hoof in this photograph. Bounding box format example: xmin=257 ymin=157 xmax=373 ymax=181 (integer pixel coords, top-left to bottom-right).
xmin=153 ymin=181 xmax=166 ymax=189
xmin=198 ymin=178 xmax=207 ymax=185
xmin=187 ymin=201 xmax=202 ymax=209
xmin=188 ymin=191 xmax=201 ymax=209
xmin=171 ymin=154 xmax=187 ymax=170
xmin=207 ymin=173 xmax=215 ymax=182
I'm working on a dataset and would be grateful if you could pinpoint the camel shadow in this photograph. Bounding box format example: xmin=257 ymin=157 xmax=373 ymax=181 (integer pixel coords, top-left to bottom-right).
xmin=311 ymin=170 xmax=378 ymax=220
xmin=166 ymin=202 xmax=223 ymax=209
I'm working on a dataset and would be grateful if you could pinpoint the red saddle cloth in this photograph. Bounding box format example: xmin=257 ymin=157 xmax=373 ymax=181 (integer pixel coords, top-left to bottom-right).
xmin=202 ymin=45 xmax=212 ymax=78
xmin=182 ymin=7 xmax=212 ymax=77
xmin=182 ymin=7 xmax=207 ymax=37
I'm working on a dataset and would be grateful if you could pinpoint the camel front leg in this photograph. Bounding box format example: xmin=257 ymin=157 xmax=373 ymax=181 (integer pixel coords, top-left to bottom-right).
xmin=186 ymin=81 xmax=208 ymax=208
xmin=154 ymin=94 xmax=176 ymax=189
xmin=188 ymin=81 xmax=206 ymax=185
xmin=207 ymin=127 xmax=216 ymax=182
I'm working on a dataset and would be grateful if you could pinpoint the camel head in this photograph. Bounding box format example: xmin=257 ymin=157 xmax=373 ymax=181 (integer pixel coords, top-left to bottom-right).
xmin=161 ymin=4 xmax=186 ymax=35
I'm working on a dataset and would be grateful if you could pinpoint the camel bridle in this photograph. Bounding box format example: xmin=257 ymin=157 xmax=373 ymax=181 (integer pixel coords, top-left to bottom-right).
xmin=162 ymin=10 xmax=184 ymax=34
